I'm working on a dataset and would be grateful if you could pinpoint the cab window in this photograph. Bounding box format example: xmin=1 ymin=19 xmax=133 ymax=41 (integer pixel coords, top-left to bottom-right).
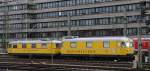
xmin=31 ymin=43 xmax=36 ymax=48
xmin=103 ymin=41 xmax=109 ymax=48
xmin=13 ymin=44 xmax=17 ymax=48
xmin=22 ymin=44 xmax=26 ymax=48
xmin=126 ymin=42 xmax=133 ymax=48
xmin=41 ymin=43 xmax=47 ymax=48
xmin=71 ymin=42 xmax=76 ymax=48
xmin=86 ymin=41 xmax=92 ymax=48
xmin=121 ymin=42 xmax=126 ymax=47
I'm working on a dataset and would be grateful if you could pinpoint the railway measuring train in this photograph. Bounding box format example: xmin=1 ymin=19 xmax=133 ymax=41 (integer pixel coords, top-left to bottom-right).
xmin=61 ymin=37 xmax=134 ymax=57
xmin=7 ymin=36 xmax=134 ymax=60
xmin=7 ymin=40 xmax=62 ymax=55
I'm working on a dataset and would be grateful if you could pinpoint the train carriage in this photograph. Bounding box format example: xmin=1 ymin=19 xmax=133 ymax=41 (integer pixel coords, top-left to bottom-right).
xmin=61 ymin=37 xmax=134 ymax=58
xmin=132 ymin=37 xmax=150 ymax=60
xmin=7 ymin=40 xmax=62 ymax=55
xmin=7 ymin=36 xmax=135 ymax=60
xmin=133 ymin=38 xmax=150 ymax=52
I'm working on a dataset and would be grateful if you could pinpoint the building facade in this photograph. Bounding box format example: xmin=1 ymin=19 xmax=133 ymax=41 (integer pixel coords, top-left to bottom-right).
xmin=0 ymin=0 xmax=150 ymax=49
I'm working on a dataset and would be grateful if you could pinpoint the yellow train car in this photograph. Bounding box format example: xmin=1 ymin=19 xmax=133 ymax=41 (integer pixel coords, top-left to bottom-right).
xmin=7 ymin=40 xmax=62 ymax=55
xmin=61 ymin=37 xmax=134 ymax=57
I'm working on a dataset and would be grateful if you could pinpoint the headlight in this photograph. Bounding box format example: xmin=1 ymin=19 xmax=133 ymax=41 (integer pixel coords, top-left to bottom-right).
xmin=126 ymin=42 xmax=130 ymax=47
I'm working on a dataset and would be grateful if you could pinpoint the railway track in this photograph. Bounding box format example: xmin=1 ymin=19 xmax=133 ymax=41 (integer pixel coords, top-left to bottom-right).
xmin=0 ymin=54 xmax=150 ymax=71
xmin=0 ymin=62 xmax=137 ymax=71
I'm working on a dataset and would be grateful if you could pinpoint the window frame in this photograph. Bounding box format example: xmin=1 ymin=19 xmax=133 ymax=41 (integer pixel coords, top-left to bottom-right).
xmin=103 ymin=41 xmax=109 ymax=48
xmin=70 ymin=42 xmax=77 ymax=48
xmin=22 ymin=43 xmax=26 ymax=48
xmin=86 ymin=41 xmax=93 ymax=48
xmin=120 ymin=42 xmax=126 ymax=48
xmin=31 ymin=43 xmax=36 ymax=48
xmin=41 ymin=43 xmax=47 ymax=48
xmin=13 ymin=44 xmax=17 ymax=48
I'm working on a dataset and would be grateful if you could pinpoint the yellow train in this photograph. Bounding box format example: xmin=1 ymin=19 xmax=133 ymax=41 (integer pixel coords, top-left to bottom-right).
xmin=61 ymin=37 xmax=134 ymax=57
xmin=7 ymin=37 xmax=134 ymax=59
xmin=7 ymin=40 xmax=61 ymax=55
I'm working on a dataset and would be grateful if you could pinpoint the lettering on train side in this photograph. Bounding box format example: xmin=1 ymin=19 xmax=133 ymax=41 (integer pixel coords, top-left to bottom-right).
xmin=66 ymin=50 xmax=95 ymax=54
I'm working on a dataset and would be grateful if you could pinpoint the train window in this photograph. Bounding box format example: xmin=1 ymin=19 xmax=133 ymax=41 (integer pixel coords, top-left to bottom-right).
xmin=86 ymin=41 xmax=92 ymax=48
xmin=148 ymin=42 xmax=150 ymax=47
xmin=22 ymin=44 xmax=26 ymax=48
xmin=71 ymin=42 xmax=76 ymax=48
xmin=41 ymin=43 xmax=47 ymax=48
xmin=8 ymin=44 xmax=12 ymax=48
xmin=103 ymin=41 xmax=109 ymax=48
xmin=121 ymin=42 xmax=126 ymax=47
xmin=31 ymin=44 xmax=36 ymax=48
xmin=56 ymin=43 xmax=61 ymax=48
xmin=125 ymin=42 xmax=133 ymax=48
xmin=13 ymin=44 xmax=17 ymax=48
xmin=130 ymin=42 xmax=133 ymax=47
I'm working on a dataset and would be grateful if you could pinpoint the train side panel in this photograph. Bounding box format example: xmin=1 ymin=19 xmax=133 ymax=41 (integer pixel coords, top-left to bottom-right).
xmin=134 ymin=39 xmax=150 ymax=51
xmin=61 ymin=39 xmax=133 ymax=56
xmin=7 ymin=41 xmax=61 ymax=55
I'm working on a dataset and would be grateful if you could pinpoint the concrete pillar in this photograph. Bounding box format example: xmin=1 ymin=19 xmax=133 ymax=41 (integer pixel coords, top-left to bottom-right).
xmin=145 ymin=56 xmax=148 ymax=63
xmin=132 ymin=55 xmax=138 ymax=69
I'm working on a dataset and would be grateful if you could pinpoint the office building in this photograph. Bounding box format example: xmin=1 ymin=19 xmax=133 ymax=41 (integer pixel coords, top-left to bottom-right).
xmin=0 ymin=0 xmax=150 ymax=50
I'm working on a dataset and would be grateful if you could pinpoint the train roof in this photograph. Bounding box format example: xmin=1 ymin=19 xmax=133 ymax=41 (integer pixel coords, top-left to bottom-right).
xmin=63 ymin=37 xmax=133 ymax=42
xmin=9 ymin=40 xmax=62 ymax=44
xmin=132 ymin=38 xmax=150 ymax=40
